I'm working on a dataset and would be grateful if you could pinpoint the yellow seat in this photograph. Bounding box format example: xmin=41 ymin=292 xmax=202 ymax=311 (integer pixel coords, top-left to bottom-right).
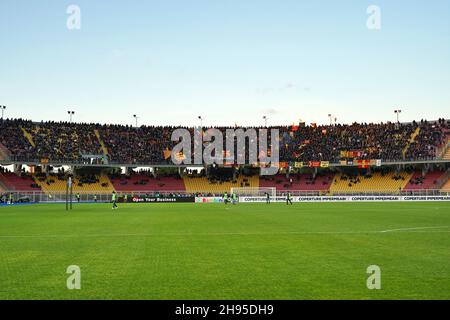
xmin=36 ymin=174 xmax=115 ymax=194
xmin=329 ymin=172 xmax=413 ymax=194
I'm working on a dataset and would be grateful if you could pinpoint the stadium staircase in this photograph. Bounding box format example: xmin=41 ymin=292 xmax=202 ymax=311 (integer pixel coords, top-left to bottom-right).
xmin=402 ymin=127 xmax=421 ymax=159
xmin=183 ymin=175 xmax=259 ymax=193
xmin=329 ymin=172 xmax=413 ymax=194
xmin=441 ymin=178 xmax=450 ymax=193
xmin=94 ymin=129 xmax=109 ymax=156
xmin=19 ymin=126 xmax=36 ymax=147
xmin=35 ymin=174 xmax=115 ymax=194
xmin=441 ymin=139 xmax=450 ymax=160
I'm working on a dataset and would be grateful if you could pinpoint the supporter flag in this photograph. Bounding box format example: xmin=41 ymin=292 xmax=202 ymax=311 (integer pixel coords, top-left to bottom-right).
xmin=223 ymin=150 xmax=233 ymax=166
xmin=291 ymin=123 xmax=299 ymax=132
xmin=294 ymin=161 xmax=303 ymax=168
xmin=320 ymin=161 xmax=330 ymax=168
xmin=279 ymin=162 xmax=289 ymax=168
xmin=163 ymin=148 xmax=171 ymax=160
xmin=223 ymin=150 xmax=231 ymax=158
xmin=309 ymin=161 xmax=321 ymax=167
xmin=174 ymin=152 xmax=186 ymax=161
xmin=358 ymin=160 xmax=370 ymax=168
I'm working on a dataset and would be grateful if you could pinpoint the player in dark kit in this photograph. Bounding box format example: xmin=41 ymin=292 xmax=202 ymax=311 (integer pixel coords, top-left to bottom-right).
xmin=265 ymin=192 xmax=270 ymax=204
xmin=286 ymin=192 xmax=293 ymax=205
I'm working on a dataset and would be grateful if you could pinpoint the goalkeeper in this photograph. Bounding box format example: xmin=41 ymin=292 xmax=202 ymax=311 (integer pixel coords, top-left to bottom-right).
xmin=286 ymin=191 xmax=293 ymax=205
xmin=265 ymin=192 xmax=271 ymax=204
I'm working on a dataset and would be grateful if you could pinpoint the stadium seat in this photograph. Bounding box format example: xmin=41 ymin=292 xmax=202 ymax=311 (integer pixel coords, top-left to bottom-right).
xmin=329 ymin=172 xmax=413 ymax=194
xmin=183 ymin=175 xmax=259 ymax=193
xmin=404 ymin=171 xmax=446 ymax=191
xmin=110 ymin=174 xmax=186 ymax=192
xmin=259 ymin=173 xmax=335 ymax=191
xmin=0 ymin=172 xmax=41 ymax=191
xmin=35 ymin=174 xmax=114 ymax=194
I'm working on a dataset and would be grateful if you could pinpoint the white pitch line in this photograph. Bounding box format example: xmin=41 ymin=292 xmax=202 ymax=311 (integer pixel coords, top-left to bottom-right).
xmin=380 ymin=226 xmax=449 ymax=233
xmin=0 ymin=229 xmax=450 ymax=239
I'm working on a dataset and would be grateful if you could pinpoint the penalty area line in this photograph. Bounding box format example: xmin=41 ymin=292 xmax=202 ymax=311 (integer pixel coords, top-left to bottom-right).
xmin=380 ymin=226 xmax=449 ymax=233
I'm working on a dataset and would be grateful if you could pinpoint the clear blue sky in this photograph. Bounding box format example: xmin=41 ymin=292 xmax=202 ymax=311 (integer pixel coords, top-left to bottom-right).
xmin=0 ymin=0 xmax=449 ymax=126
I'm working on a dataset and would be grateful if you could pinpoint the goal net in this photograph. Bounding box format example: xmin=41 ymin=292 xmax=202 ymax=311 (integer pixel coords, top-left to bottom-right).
xmin=231 ymin=187 xmax=276 ymax=197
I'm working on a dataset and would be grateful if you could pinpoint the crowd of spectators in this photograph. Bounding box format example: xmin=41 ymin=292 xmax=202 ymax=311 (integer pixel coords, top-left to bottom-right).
xmin=0 ymin=118 xmax=448 ymax=165
xmin=0 ymin=119 xmax=36 ymax=160
xmin=21 ymin=121 xmax=103 ymax=162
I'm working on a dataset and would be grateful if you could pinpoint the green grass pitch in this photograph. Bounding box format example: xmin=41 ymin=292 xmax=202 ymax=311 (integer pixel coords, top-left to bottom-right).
xmin=0 ymin=202 xmax=449 ymax=300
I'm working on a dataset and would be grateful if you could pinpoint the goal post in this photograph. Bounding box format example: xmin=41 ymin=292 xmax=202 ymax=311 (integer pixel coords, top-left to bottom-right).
xmin=231 ymin=187 xmax=276 ymax=197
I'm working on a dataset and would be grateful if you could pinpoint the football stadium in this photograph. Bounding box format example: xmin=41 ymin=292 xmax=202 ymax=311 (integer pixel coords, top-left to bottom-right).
xmin=1 ymin=1 xmax=450 ymax=306
xmin=1 ymin=119 xmax=450 ymax=300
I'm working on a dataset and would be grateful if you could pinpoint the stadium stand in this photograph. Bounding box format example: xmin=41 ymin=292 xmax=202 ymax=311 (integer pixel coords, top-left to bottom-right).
xmin=404 ymin=170 xmax=446 ymax=191
xmin=0 ymin=119 xmax=36 ymax=161
xmin=404 ymin=119 xmax=447 ymax=160
xmin=259 ymin=173 xmax=335 ymax=191
xmin=22 ymin=122 xmax=103 ymax=162
xmin=183 ymin=175 xmax=259 ymax=194
xmin=34 ymin=173 xmax=114 ymax=194
xmin=110 ymin=174 xmax=185 ymax=192
xmin=329 ymin=171 xmax=413 ymax=194
xmin=1 ymin=117 xmax=450 ymax=196
xmin=0 ymin=172 xmax=41 ymax=191
xmin=0 ymin=118 xmax=449 ymax=164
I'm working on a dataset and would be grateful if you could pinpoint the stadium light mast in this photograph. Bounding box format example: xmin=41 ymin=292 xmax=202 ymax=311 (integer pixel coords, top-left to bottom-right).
xmin=1 ymin=106 xmax=6 ymax=119
xmin=67 ymin=110 xmax=75 ymax=123
xmin=198 ymin=116 xmax=203 ymax=128
xmin=263 ymin=115 xmax=268 ymax=127
xmin=394 ymin=109 xmax=402 ymax=122
xmin=328 ymin=114 xmax=332 ymax=126
xmin=133 ymin=114 xmax=139 ymax=127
